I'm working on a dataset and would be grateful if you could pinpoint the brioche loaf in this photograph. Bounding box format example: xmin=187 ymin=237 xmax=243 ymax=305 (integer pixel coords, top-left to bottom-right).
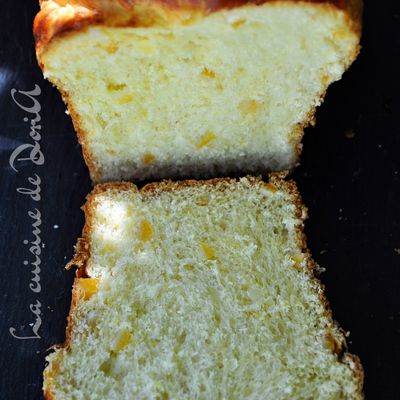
xmin=35 ymin=0 xmax=362 ymax=182
xmin=44 ymin=176 xmax=363 ymax=399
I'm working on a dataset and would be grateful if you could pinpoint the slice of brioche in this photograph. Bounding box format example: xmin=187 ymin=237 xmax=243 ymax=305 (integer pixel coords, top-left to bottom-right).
xmin=44 ymin=176 xmax=363 ymax=399
xmin=34 ymin=0 xmax=362 ymax=183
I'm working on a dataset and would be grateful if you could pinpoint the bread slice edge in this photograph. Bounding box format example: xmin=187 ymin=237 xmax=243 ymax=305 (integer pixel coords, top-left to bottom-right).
xmin=43 ymin=175 xmax=364 ymax=399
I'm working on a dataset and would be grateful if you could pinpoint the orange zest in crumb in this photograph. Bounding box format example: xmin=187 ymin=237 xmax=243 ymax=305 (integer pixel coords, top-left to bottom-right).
xmin=105 ymin=43 xmax=119 ymax=54
xmin=196 ymin=131 xmax=217 ymax=149
xmin=231 ymin=18 xmax=246 ymax=28
xmin=139 ymin=219 xmax=153 ymax=241
xmin=201 ymin=242 xmax=216 ymax=260
xmin=201 ymin=67 xmax=216 ymax=78
xmin=291 ymin=254 xmax=304 ymax=270
xmin=239 ymin=99 xmax=260 ymax=114
xmin=116 ymin=94 xmax=134 ymax=104
xmin=143 ymin=153 xmax=156 ymax=165
xmin=333 ymin=30 xmax=349 ymax=40
xmin=78 ymin=278 xmax=99 ymax=300
xmin=107 ymin=83 xmax=126 ymax=92
xmin=114 ymin=330 xmax=132 ymax=352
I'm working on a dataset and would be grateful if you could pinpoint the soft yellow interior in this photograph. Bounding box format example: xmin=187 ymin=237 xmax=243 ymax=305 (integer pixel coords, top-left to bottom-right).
xmin=45 ymin=179 xmax=360 ymax=399
xmin=42 ymin=4 xmax=358 ymax=181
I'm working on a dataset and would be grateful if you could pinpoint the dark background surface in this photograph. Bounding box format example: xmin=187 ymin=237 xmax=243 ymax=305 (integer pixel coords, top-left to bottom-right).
xmin=0 ymin=0 xmax=399 ymax=399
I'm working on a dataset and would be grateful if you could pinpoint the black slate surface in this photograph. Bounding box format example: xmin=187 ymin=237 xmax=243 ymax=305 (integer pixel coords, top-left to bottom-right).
xmin=0 ymin=1 xmax=399 ymax=399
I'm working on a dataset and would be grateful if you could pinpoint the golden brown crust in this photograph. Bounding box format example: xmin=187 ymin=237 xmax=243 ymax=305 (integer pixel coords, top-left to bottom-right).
xmin=44 ymin=388 xmax=54 ymax=400
xmin=290 ymin=28 xmax=361 ymax=167
xmin=34 ymin=1 xmax=101 ymax=56
xmin=44 ymin=175 xmax=364 ymax=398
xmin=345 ymin=353 xmax=365 ymax=398
xmin=50 ymin=86 xmax=101 ymax=183
xmin=34 ymin=0 xmax=363 ymax=56
xmin=271 ymin=175 xmax=364 ymax=399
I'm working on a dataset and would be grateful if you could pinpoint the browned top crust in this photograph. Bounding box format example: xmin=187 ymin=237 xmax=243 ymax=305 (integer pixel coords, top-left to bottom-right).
xmin=34 ymin=0 xmax=363 ymax=56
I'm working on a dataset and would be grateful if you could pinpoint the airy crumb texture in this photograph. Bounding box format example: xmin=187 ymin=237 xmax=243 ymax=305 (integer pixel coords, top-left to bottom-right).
xmin=44 ymin=177 xmax=363 ymax=399
xmin=37 ymin=2 xmax=361 ymax=182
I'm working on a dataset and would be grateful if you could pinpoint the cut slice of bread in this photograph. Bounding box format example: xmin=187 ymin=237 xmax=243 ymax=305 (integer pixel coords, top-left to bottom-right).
xmin=34 ymin=0 xmax=362 ymax=183
xmin=44 ymin=176 xmax=363 ymax=399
